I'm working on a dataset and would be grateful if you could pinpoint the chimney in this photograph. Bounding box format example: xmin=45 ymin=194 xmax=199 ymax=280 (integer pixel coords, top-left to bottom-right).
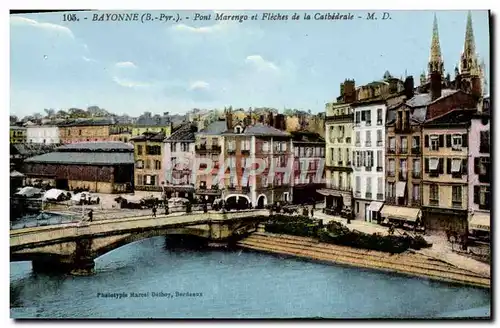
xmin=430 ymin=72 xmax=442 ymax=101
xmin=259 ymin=115 xmax=265 ymax=123
xmin=226 ymin=110 xmax=233 ymax=131
xmin=340 ymin=83 xmax=345 ymax=99
xmin=267 ymin=112 xmax=274 ymax=127
xmin=343 ymin=79 xmax=356 ymax=103
xmin=404 ymin=76 xmax=415 ymax=99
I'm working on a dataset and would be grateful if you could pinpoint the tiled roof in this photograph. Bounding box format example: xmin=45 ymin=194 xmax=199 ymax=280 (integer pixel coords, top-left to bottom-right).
xmin=164 ymin=123 xmax=197 ymax=142
xmin=129 ymin=132 xmax=166 ymax=142
xmin=57 ymin=118 xmax=115 ymax=127
xmin=424 ymin=108 xmax=477 ymax=126
xmin=135 ymin=115 xmax=171 ymax=126
xmin=57 ymin=142 xmax=133 ymax=152
xmin=405 ymin=89 xmax=457 ymax=107
xmin=290 ymin=131 xmax=325 ymax=143
xmin=25 ymin=151 xmax=134 ymax=165
xmin=222 ymin=123 xmax=290 ymax=137
xmin=197 ymin=120 xmax=227 ymax=135
xmin=11 ymin=143 xmax=61 ymax=156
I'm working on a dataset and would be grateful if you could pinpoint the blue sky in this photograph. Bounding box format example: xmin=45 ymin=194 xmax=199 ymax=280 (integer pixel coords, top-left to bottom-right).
xmin=10 ymin=10 xmax=490 ymax=117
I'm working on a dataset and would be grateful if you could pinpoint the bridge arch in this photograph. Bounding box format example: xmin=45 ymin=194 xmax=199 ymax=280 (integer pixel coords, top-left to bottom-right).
xmin=256 ymin=194 xmax=268 ymax=208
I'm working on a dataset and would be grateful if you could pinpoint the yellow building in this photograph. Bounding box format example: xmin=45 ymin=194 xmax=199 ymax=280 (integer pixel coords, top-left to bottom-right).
xmin=10 ymin=126 xmax=27 ymax=144
xmin=132 ymin=113 xmax=172 ymax=137
xmin=421 ymin=109 xmax=475 ymax=234
xmin=131 ymin=132 xmax=166 ymax=191
xmin=109 ymin=124 xmax=133 ymax=143
xmin=58 ymin=118 xmax=113 ymax=144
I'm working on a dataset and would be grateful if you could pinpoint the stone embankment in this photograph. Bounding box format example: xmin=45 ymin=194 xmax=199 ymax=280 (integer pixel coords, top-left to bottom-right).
xmin=237 ymin=232 xmax=490 ymax=289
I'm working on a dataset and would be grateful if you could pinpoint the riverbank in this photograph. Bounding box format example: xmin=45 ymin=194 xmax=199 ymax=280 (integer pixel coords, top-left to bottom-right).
xmin=237 ymin=232 xmax=490 ymax=289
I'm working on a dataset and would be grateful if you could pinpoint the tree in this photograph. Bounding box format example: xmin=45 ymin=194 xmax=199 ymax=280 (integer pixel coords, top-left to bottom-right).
xmin=44 ymin=108 xmax=56 ymax=118
xmin=9 ymin=115 xmax=18 ymax=124
xmin=68 ymin=108 xmax=88 ymax=118
xmin=56 ymin=110 xmax=68 ymax=118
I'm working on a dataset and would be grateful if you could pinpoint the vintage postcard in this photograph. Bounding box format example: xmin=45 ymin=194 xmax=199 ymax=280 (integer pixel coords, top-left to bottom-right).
xmin=9 ymin=9 xmax=491 ymax=319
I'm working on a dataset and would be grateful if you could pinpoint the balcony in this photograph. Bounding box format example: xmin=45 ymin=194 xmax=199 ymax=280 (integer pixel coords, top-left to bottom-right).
xmin=399 ymin=147 xmax=408 ymax=154
xmin=412 ymin=172 xmax=421 ymax=179
xmin=411 ymin=147 xmax=421 ymax=155
xmin=242 ymin=186 xmax=250 ymax=193
xmin=365 ymin=166 xmax=372 ymax=172
xmin=452 ymin=200 xmax=462 ymax=209
xmin=452 ymin=172 xmax=463 ymax=179
xmin=387 ymin=148 xmax=396 ymax=154
xmin=376 ymin=193 xmax=384 ymax=200
xmin=195 ymin=144 xmax=207 ymax=151
xmin=365 ymin=192 xmax=372 ymax=199
xmin=325 ymin=113 xmax=354 ymax=122
xmin=429 ymin=199 xmax=439 ymax=206
xmin=241 ymin=149 xmax=250 ymax=155
xmin=377 ymin=140 xmax=383 ymax=147
xmin=395 ymin=124 xmax=411 ymax=133
xmin=365 ymin=142 xmax=372 ymax=147
xmin=211 ymin=145 xmax=221 ymax=152
xmin=376 ymin=166 xmax=383 ymax=172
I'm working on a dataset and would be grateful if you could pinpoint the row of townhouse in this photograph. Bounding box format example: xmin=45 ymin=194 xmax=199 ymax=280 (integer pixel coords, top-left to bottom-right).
xmin=319 ymin=11 xmax=490 ymax=235
xmin=130 ymin=112 xmax=325 ymax=208
xmin=10 ymin=113 xmax=173 ymax=145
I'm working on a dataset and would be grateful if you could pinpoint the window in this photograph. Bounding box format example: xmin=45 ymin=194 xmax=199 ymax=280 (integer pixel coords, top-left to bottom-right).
xmin=355 ymin=112 xmax=361 ymax=123
xmin=356 ymin=176 xmax=361 ymax=193
xmin=355 ymin=151 xmax=361 ymax=168
xmin=366 ymin=177 xmax=372 ymax=197
xmin=429 ymin=184 xmax=439 ymax=204
xmin=200 ymin=138 xmax=207 ymax=146
xmin=294 ymin=146 xmax=299 ymax=158
xmin=262 ymin=176 xmax=268 ymax=187
xmin=146 ymin=145 xmax=162 ymax=156
xmin=387 ymin=182 xmax=395 ymax=198
xmin=400 ymin=137 xmax=408 ymax=153
xmin=480 ymin=131 xmax=490 ymax=153
xmin=413 ymin=159 xmax=421 ymax=178
xmin=452 ymin=134 xmax=462 ymax=150
xmin=377 ymin=150 xmax=383 ymax=169
xmin=137 ymin=145 xmax=143 ymax=155
xmin=377 ymin=130 xmax=382 ymax=146
xmin=377 ymin=108 xmax=383 ymax=124
xmin=155 ymin=160 xmax=161 ymax=170
xmin=365 ymin=131 xmax=371 ymax=146
xmin=365 ymin=151 xmax=374 ymax=168
xmin=452 ymin=186 xmax=462 ymax=207
xmin=388 ymin=159 xmax=395 ymax=176
xmin=430 ymin=135 xmax=439 ymax=151
xmin=474 ymin=186 xmax=491 ymax=209
xmin=377 ymin=177 xmax=383 ymax=196
xmin=137 ymin=174 xmax=143 ymax=185
xmin=365 ymin=110 xmax=372 ymax=125
xmin=78 ymin=129 xmax=82 ymax=136
xmin=355 ymin=131 xmax=361 ymax=145
xmin=145 ymin=159 xmax=151 ymax=169
xmin=388 ymin=137 xmax=396 ymax=152
xmin=262 ymin=142 xmax=269 ymax=152
xmin=136 ymin=160 xmax=144 ymax=169
xmin=412 ymin=184 xmax=420 ymax=202
xmin=400 ymin=159 xmax=407 ymax=177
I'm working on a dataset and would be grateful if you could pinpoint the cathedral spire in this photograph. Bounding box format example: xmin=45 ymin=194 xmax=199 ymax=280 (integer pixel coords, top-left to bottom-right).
xmin=460 ymin=10 xmax=479 ymax=75
xmin=428 ymin=13 xmax=444 ymax=78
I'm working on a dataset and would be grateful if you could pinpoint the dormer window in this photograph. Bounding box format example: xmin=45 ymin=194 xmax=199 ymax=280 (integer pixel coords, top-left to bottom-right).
xmin=234 ymin=125 xmax=243 ymax=134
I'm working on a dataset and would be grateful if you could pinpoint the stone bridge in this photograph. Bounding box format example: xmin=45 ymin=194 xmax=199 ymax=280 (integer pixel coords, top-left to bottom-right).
xmin=10 ymin=210 xmax=269 ymax=276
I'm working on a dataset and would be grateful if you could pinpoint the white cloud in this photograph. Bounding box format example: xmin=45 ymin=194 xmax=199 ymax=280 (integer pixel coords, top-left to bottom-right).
xmin=115 ymin=61 xmax=137 ymax=69
xmin=112 ymin=76 xmax=151 ymax=88
xmin=245 ymin=55 xmax=279 ymax=72
xmin=10 ymin=16 xmax=75 ymax=39
xmin=189 ymin=80 xmax=210 ymax=90
xmin=82 ymin=56 xmax=96 ymax=62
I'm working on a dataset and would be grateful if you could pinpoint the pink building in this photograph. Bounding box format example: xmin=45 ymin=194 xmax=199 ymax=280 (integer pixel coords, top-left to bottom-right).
xmin=468 ymin=112 xmax=490 ymax=237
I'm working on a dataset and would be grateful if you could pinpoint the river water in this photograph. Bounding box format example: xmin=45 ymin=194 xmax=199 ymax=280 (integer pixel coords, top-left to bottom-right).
xmin=10 ymin=236 xmax=491 ymax=319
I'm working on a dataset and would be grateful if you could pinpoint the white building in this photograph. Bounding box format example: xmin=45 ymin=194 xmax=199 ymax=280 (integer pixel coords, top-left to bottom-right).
xmin=352 ymin=102 xmax=386 ymax=222
xmin=26 ymin=125 xmax=60 ymax=144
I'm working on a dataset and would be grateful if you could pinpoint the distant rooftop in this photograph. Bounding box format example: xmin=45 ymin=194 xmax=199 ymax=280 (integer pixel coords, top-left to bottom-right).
xmin=197 ymin=120 xmax=227 ymax=135
xmin=164 ymin=123 xmax=197 ymax=142
xmin=290 ymin=131 xmax=325 ymax=143
xmin=57 ymin=118 xmax=115 ymax=127
xmin=25 ymin=151 xmax=134 ymax=165
xmin=129 ymin=132 xmax=166 ymax=142
xmin=57 ymin=141 xmax=134 ymax=152
xmin=406 ymin=89 xmax=458 ymax=108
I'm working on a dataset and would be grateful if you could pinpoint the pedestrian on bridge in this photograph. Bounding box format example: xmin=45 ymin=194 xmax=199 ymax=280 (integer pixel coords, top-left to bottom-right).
xmin=88 ymin=209 xmax=93 ymax=222
xmin=152 ymin=205 xmax=157 ymax=218
xmin=310 ymin=208 xmax=314 ymax=218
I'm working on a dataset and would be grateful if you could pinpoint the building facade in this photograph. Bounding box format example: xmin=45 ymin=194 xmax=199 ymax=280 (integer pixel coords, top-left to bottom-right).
xmin=58 ymin=118 xmax=113 ymax=144
xmin=468 ymin=112 xmax=490 ymax=235
xmin=130 ymin=132 xmax=165 ymax=191
xmin=108 ymin=124 xmax=133 ymax=143
xmin=163 ymin=123 xmax=197 ymax=199
xmin=23 ymin=142 xmax=134 ymax=193
xmin=319 ymin=80 xmax=356 ymax=214
xmin=132 ymin=112 xmax=172 ymax=137
xmin=421 ymin=109 xmax=475 ymax=234
xmin=10 ymin=126 xmax=27 ymax=144
xmin=291 ymin=131 xmax=325 ymax=204
xmin=26 ymin=125 xmax=60 ymax=144
xmin=194 ymin=120 xmax=226 ymax=203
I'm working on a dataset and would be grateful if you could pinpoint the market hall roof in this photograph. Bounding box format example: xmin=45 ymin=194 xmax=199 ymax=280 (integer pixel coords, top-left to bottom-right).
xmin=10 ymin=143 xmax=61 ymax=157
xmin=24 ymin=141 xmax=134 ymax=165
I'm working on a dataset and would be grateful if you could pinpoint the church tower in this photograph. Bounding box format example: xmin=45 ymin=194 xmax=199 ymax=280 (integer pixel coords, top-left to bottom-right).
xmin=457 ymin=11 xmax=482 ymax=96
xmin=428 ymin=14 xmax=444 ymax=79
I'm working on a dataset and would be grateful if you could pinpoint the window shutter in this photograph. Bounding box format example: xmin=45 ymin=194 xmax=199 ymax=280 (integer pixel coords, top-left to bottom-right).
xmin=474 ymin=158 xmax=480 ymax=174
xmin=438 ymin=135 xmax=444 ymax=147
xmin=462 ymin=134 xmax=468 ymax=147
xmin=446 ymin=158 xmax=451 ymax=174
xmin=424 ymin=135 xmax=429 ymax=147
xmin=361 ymin=111 xmax=366 ymax=121
xmin=462 ymin=159 xmax=467 ymax=174
xmin=425 ymin=158 xmax=429 ymax=173
xmin=439 ymin=158 xmax=444 ymax=174
xmin=446 ymin=135 xmax=452 ymax=147
xmin=474 ymin=186 xmax=480 ymax=204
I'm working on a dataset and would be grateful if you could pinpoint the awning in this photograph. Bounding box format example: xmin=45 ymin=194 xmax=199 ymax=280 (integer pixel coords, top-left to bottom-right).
xmin=429 ymin=158 xmax=439 ymax=170
xmin=367 ymin=201 xmax=383 ymax=212
xmin=451 ymin=159 xmax=462 ymax=172
xmin=469 ymin=213 xmax=490 ymax=232
xmin=395 ymin=182 xmax=406 ymax=197
xmin=316 ymin=189 xmax=342 ymax=197
xmin=381 ymin=205 xmax=421 ymax=222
